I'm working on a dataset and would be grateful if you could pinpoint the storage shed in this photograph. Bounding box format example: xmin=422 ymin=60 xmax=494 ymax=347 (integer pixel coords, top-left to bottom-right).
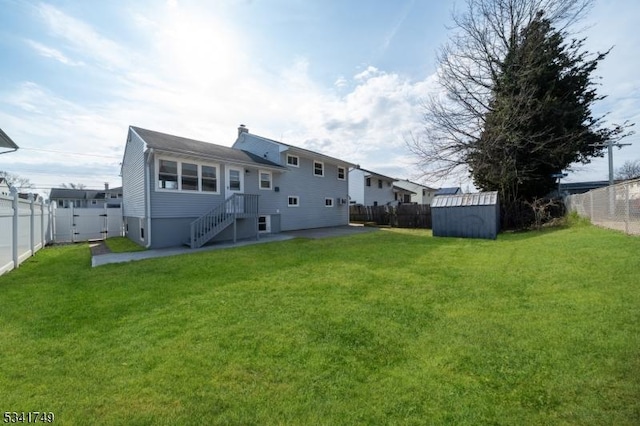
xmin=431 ymin=191 xmax=500 ymax=239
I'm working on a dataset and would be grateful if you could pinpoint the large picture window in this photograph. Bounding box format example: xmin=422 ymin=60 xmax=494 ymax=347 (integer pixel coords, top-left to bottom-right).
xmin=157 ymin=158 xmax=219 ymax=193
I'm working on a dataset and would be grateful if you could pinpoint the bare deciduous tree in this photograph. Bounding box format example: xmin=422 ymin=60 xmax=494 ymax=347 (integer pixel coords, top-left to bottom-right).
xmin=409 ymin=0 xmax=595 ymax=181
xmin=0 ymin=170 xmax=34 ymax=192
xmin=615 ymin=160 xmax=640 ymax=181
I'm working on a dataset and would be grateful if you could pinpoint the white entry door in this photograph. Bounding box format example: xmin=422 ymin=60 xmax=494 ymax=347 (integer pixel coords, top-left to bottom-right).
xmin=226 ymin=166 xmax=244 ymax=212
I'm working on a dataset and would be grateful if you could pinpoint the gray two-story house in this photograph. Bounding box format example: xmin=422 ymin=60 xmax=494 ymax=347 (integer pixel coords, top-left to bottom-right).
xmin=121 ymin=125 xmax=353 ymax=249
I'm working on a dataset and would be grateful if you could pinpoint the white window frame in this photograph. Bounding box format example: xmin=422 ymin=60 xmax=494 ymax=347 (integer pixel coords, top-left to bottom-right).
xmin=258 ymin=215 xmax=271 ymax=233
xmin=259 ymin=170 xmax=272 ymax=190
xmin=287 ymin=154 xmax=299 ymax=167
xmin=288 ymin=195 xmax=300 ymax=207
xmin=325 ymin=198 xmax=334 ymax=207
xmin=337 ymin=166 xmax=346 ymax=180
xmin=155 ymin=156 xmax=220 ymax=194
xmin=313 ymin=160 xmax=324 ymax=177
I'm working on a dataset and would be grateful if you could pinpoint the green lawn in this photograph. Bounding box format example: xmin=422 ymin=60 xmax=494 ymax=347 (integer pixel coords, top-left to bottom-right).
xmin=1 ymin=219 xmax=639 ymax=425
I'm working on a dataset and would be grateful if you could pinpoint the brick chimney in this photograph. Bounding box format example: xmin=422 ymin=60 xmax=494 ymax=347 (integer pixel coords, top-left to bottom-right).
xmin=238 ymin=124 xmax=249 ymax=137
xmin=104 ymin=182 xmax=109 ymax=191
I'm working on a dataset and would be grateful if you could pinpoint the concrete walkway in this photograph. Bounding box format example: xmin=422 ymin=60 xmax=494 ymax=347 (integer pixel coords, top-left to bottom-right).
xmin=91 ymin=225 xmax=378 ymax=267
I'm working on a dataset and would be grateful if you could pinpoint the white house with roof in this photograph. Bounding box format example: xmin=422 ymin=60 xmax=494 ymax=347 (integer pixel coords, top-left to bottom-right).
xmin=394 ymin=180 xmax=439 ymax=205
xmin=348 ymin=167 xmax=413 ymax=206
xmin=121 ymin=125 xmax=354 ymax=249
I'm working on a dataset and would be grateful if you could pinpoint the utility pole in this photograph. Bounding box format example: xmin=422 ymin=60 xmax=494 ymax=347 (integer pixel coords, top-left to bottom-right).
xmin=590 ymin=139 xmax=632 ymax=184
xmin=589 ymin=139 xmax=632 ymax=216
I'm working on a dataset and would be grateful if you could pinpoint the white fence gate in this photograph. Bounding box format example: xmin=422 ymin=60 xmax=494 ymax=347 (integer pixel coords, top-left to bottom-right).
xmin=53 ymin=205 xmax=124 ymax=243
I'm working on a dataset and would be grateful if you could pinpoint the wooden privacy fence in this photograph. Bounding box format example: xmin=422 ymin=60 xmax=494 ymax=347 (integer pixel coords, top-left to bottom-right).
xmin=350 ymin=204 xmax=432 ymax=228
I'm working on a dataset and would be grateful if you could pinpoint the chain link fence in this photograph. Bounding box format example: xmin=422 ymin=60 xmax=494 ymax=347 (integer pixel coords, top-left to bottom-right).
xmin=566 ymin=178 xmax=640 ymax=235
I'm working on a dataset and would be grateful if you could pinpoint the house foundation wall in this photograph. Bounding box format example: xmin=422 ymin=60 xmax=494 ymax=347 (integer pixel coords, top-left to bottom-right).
xmin=150 ymin=217 xmax=262 ymax=249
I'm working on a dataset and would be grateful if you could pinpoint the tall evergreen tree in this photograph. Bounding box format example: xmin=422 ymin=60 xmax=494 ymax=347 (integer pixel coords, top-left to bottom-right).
xmin=469 ymin=11 xmax=621 ymax=209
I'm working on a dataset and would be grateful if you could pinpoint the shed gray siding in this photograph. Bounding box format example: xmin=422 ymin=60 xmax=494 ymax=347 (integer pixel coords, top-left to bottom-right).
xmin=122 ymin=130 xmax=147 ymax=218
xmin=431 ymin=192 xmax=500 ymax=239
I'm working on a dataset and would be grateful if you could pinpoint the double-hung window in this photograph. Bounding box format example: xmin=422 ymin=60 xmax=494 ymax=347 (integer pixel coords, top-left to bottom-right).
xmin=201 ymin=165 xmax=217 ymax=192
xmin=313 ymin=161 xmax=324 ymax=177
xmin=337 ymin=167 xmax=346 ymax=180
xmin=259 ymin=170 xmax=272 ymax=190
xmin=181 ymin=162 xmax=198 ymax=191
xmin=159 ymin=159 xmax=178 ymax=189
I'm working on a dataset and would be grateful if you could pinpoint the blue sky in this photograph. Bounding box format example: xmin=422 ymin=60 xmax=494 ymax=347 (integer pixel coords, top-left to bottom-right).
xmin=0 ymin=0 xmax=638 ymax=194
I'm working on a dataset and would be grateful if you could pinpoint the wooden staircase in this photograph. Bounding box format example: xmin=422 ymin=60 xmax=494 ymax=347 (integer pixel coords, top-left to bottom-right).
xmin=188 ymin=194 xmax=259 ymax=249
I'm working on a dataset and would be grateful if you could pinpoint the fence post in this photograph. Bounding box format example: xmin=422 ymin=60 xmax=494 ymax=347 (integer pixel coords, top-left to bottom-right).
xmin=29 ymin=194 xmax=35 ymax=256
xmin=40 ymin=201 xmax=45 ymax=248
xmin=11 ymin=187 xmax=19 ymax=269
xmin=625 ymin=183 xmax=630 ymax=235
xmin=589 ymin=191 xmax=594 ymax=221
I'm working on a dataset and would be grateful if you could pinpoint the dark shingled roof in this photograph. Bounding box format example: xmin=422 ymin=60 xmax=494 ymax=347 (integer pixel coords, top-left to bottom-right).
xmin=131 ymin=126 xmax=284 ymax=169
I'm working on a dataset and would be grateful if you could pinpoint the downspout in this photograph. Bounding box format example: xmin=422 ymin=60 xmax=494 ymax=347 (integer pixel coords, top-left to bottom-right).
xmin=145 ymin=148 xmax=153 ymax=249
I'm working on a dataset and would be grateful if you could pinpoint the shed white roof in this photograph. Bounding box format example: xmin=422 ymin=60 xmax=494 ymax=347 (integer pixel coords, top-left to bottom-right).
xmin=431 ymin=191 xmax=498 ymax=208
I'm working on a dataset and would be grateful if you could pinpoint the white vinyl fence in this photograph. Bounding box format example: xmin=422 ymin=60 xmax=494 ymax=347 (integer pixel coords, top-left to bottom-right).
xmin=1 ymin=191 xmax=125 ymax=276
xmin=0 ymin=190 xmax=52 ymax=276
xmin=566 ymin=178 xmax=640 ymax=236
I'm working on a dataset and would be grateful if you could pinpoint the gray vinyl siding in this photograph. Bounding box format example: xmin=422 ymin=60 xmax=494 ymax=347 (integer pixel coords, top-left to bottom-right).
xmin=275 ymin=153 xmax=349 ymax=231
xmin=233 ymin=133 xmax=350 ymax=231
xmin=124 ymin=216 xmax=145 ymax=247
xmin=122 ymin=130 xmax=147 ymax=218
xmin=233 ymin=134 xmax=282 ymax=165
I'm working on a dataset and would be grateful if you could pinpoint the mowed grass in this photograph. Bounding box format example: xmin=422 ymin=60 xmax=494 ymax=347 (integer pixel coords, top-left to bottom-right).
xmin=1 ymin=219 xmax=639 ymax=425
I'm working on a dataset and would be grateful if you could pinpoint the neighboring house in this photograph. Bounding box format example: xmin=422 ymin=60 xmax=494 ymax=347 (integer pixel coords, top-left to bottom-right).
xmin=0 ymin=128 xmax=19 ymax=155
xmin=50 ymin=185 xmax=123 ymax=209
xmin=434 ymin=187 xmax=462 ymax=197
xmin=349 ymin=167 xmax=397 ymax=206
xmin=394 ymin=180 xmax=438 ymax=205
xmin=121 ymin=125 xmax=354 ymax=249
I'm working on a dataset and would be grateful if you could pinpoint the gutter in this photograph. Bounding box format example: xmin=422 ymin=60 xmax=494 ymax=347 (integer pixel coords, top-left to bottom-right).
xmin=145 ymin=148 xmax=153 ymax=249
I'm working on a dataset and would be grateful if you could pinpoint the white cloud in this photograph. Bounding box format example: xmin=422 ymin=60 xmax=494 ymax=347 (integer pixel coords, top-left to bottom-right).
xmin=36 ymin=3 xmax=130 ymax=70
xmin=24 ymin=40 xmax=84 ymax=66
